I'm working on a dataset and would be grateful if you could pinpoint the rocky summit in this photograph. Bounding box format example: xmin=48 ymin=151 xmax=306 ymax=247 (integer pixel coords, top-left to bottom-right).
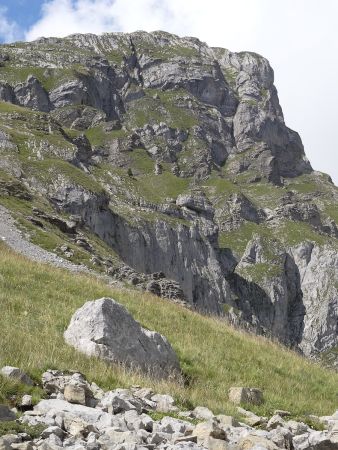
xmin=0 ymin=30 xmax=337 ymax=364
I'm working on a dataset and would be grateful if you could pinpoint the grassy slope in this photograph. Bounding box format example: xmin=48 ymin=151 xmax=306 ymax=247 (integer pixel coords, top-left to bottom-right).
xmin=0 ymin=242 xmax=337 ymax=419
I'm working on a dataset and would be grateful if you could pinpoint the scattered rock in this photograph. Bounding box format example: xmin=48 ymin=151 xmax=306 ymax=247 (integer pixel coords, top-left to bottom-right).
xmin=9 ymin=368 xmax=337 ymax=450
xmin=238 ymin=434 xmax=279 ymax=450
xmin=151 ymin=394 xmax=176 ymax=412
xmin=229 ymin=387 xmax=263 ymax=405
xmin=193 ymin=420 xmax=227 ymax=444
xmin=267 ymin=414 xmax=286 ymax=430
xmin=216 ymin=415 xmax=240 ymax=428
xmin=192 ymin=406 xmax=214 ymax=421
xmin=237 ymin=407 xmax=267 ymax=426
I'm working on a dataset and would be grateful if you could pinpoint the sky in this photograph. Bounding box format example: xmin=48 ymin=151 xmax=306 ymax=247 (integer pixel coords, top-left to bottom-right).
xmin=0 ymin=0 xmax=337 ymax=184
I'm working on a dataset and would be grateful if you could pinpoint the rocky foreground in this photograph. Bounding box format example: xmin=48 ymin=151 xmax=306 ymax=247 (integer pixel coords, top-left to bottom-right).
xmin=0 ymin=368 xmax=337 ymax=450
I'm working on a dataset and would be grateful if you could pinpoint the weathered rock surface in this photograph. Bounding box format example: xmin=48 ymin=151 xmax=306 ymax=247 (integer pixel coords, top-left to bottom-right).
xmin=64 ymin=297 xmax=180 ymax=378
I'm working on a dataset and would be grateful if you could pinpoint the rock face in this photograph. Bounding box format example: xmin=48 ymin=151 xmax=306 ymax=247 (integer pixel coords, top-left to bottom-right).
xmin=64 ymin=298 xmax=180 ymax=378
xmin=0 ymin=30 xmax=337 ymax=363
xmin=291 ymin=243 xmax=338 ymax=356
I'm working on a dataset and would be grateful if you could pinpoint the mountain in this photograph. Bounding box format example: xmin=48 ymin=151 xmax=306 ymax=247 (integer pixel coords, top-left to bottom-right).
xmin=0 ymin=30 xmax=337 ymax=364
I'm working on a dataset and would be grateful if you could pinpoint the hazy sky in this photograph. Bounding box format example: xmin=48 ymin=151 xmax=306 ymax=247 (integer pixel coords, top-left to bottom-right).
xmin=0 ymin=0 xmax=337 ymax=184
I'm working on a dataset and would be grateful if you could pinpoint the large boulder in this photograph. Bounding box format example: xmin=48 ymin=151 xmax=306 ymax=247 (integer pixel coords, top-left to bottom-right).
xmin=64 ymin=298 xmax=180 ymax=378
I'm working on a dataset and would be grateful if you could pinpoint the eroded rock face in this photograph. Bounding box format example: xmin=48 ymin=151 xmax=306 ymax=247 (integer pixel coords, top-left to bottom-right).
xmin=291 ymin=243 xmax=338 ymax=357
xmin=64 ymin=298 xmax=181 ymax=378
xmin=14 ymin=75 xmax=50 ymax=112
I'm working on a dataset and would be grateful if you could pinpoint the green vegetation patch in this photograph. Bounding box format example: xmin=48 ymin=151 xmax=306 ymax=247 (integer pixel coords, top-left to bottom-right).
xmin=135 ymin=41 xmax=200 ymax=61
xmin=85 ymin=125 xmax=127 ymax=147
xmin=237 ymin=262 xmax=282 ymax=283
xmin=219 ymin=223 xmax=264 ymax=256
xmin=22 ymin=158 xmax=104 ymax=194
xmin=126 ymin=89 xmax=198 ymax=130
xmin=278 ymin=221 xmax=330 ymax=247
xmin=0 ymin=64 xmax=91 ymax=92
xmin=0 ymin=421 xmax=46 ymax=438
xmin=324 ymin=205 xmax=338 ymax=225
xmin=0 ymin=374 xmax=43 ymax=410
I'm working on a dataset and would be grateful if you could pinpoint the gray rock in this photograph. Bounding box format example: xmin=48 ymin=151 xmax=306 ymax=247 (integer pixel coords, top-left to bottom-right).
xmin=192 ymin=420 xmax=227 ymax=444
xmin=228 ymin=387 xmax=263 ymax=405
xmin=176 ymin=194 xmax=214 ymax=219
xmin=293 ymin=430 xmax=338 ymax=450
xmin=0 ymin=83 xmax=15 ymax=103
xmin=237 ymin=433 xmax=279 ymax=450
xmin=124 ymin=410 xmax=153 ymax=432
xmin=64 ymin=384 xmax=86 ymax=406
xmin=99 ymin=428 xmax=141 ymax=446
xmin=20 ymin=395 xmax=33 ymax=408
xmin=33 ymin=399 xmax=110 ymax=426
xmin=0 ymin=405 xmax=16 ymax=422
xmin=0 ymin=437 xmax=12 ymax=450
xmin=154 ymin=416 xmax=193 ymax=435
xmin=267 ymin=414 xmax=286 ymax=430
xmin=64 ymin=298 xmax=180 ymax=378
xmin=286 ymin=420 xmax=309 ymax=436
xmin=100 ymin=389 xmax=143 ymax=414
xmin=192 ymin=406 xmax=214 ymax=421
xmin=207 ymin=437 xmax=229 ymax=450
xmin=151 ymin=394 xmax=176 ymax=413
xmin=14 ymin=75 xmax=50 ymax=112
xmin=1 ymin=367 xmax=34 ymax=386
xmin=40 ymin=426 xmax=66 ymax=440
xmin=216 ymin=415 xmax=240 ymax=428
xmin=11 ymin=442 xmax=34 ymax=450
xmin=237 ymin=407 xmax=266 ymax=427
xmin=268 ymin=426 xmax=293 ymax=450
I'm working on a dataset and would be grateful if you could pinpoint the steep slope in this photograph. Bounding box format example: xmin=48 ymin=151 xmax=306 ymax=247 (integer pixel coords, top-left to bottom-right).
xmin=0 ymin=242 xmax=337 ymax=418
xmin=0 ymin=31 xmax=337 ymax=363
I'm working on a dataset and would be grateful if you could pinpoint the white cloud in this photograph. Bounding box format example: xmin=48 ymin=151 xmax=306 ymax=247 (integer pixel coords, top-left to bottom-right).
xmin=0 ymin=7 xmax=21 ymax=43
xmin=20 ymin=0 xmax=338 ymax=184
